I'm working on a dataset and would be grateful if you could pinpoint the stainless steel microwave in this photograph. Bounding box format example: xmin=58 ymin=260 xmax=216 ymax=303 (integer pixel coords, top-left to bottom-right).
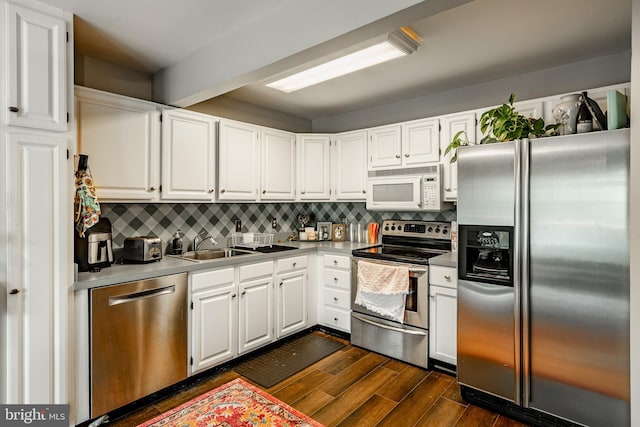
xmin=366 ymin=166 xmax=453 ymax=211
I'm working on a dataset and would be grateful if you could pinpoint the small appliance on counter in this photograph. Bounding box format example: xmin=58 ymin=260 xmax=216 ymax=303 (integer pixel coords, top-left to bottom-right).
xmin=122 ymin=236 xmax=162 ymax=263
xmin=74 ymin=218 xmax=114 ymax=272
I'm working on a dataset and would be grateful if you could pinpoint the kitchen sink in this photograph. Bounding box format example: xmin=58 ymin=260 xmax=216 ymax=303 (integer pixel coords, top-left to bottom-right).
xmin=174 ymin=248 xmax=254 ymax=262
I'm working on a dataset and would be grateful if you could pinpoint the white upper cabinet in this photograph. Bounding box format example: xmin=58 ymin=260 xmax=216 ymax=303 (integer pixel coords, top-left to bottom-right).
xmin=161 ymin=108 xmax=216 ymax=201
xmin=218 ymin=119 xmax=260 ymax=201
xmin=440 ymin=111 xmax=476 ymax=202
xmin=5 ymin=2 xmax=67 ymax=131
xmin=368 ymin=124 xmax=402 ymax=169
xmin=401 ymin=118 xmax=440 ymax=165
xmin=76 ymin=86 xmax=161 ymax=201
xmin=298 ymin=134 xmax=331 ymax=200
xmin=368 ymin=120 xmax=440 ymax=171
xmin=334 ymin=130 xmax=367 ymax=200
xmin=260 ymin=128 xmax=296 ymax=200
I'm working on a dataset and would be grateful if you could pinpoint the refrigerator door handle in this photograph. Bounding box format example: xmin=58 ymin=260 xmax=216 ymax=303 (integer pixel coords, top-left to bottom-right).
xmin=520 ymin=138 xmax=531 ymax=407
xmin=513 ymin=138 xmax=524 ymax=406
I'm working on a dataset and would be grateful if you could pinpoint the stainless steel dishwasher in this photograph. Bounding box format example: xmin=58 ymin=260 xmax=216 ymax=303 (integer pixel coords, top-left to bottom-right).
xmin=90 ymin=273 xmax=188 ymax=418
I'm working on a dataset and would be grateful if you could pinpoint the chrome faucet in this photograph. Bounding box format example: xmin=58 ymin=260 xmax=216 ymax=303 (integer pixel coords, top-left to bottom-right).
xmin=194 ymin=232 xmax=217 ymax=251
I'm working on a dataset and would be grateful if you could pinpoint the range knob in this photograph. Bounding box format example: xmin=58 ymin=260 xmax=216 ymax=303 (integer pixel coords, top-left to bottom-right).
xmin=435 ymin=227 xmax=441 ymax=233
xmin=428 ymin=227 xmax=433 ymax=232
xmin=391 ymin=226 xmax=396 ymax=231
xmin=443 ymin=228 xmax=449 ymax=235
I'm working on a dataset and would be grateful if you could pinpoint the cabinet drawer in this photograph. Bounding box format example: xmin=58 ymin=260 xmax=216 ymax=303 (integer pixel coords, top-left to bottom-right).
xmin=430 ymin=265 xmax=457 ymax=289
xmin=324 ymin=268 xmax=351 ymax=290
xmin=277 ymin=255 xmax=307 ymax=273
xmin=191 ymin=267 xmax=234 ymax=292
xmin=239 ymin=261 xmax=273 ymax=281
xmin=324 ymin=253 xmax=350 ymax=270
xmin=323 ymin=307 xmax=351 ymax=332
xmin=324 ymin=288 xmax=350 ymax=309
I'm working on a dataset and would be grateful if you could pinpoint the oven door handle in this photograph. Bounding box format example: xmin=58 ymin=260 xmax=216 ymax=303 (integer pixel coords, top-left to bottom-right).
xmin=352 ymin=313 xmax=427 ymax=336
xmin=408 ymin=268 xmax=427 ymax=275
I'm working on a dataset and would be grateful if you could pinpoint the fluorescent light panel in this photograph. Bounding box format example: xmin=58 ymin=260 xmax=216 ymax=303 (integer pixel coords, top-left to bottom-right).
xmin=267 ymin=29 xmax=421 ymax=93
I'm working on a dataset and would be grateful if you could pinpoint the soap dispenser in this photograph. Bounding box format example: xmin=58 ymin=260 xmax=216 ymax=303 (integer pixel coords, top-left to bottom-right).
xmin=171 ymin=230 xmax=184 ymax=255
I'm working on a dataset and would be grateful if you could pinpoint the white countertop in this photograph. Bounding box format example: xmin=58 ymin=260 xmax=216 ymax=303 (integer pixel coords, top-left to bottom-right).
xmin=74 ymin=240 xmax=373 ymax=290
xmin=429 ymin=251 xmax=457 ymax=268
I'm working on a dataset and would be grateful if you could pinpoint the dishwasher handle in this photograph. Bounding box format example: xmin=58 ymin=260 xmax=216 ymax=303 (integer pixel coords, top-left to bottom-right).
xmin=109 ymin=285 xmax=176 ymax=306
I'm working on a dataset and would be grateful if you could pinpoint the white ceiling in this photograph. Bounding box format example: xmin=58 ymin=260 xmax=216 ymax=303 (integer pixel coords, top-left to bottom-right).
xmin=39 ymin=0 xmax=631 ymax=120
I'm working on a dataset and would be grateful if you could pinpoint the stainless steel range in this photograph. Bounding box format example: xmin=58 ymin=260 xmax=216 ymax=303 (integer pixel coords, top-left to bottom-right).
xmin=351 ymin=219 xmax=451 ymax=368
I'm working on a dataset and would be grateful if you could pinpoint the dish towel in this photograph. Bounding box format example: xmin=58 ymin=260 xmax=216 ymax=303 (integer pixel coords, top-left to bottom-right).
xmin=74 ymin=166 xmax=101 ymax=238
xmin=355 ymin=260 xmax=409 ymax=323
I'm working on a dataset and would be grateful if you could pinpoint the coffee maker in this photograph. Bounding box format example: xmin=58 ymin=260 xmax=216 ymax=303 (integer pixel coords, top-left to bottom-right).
xmin=75 ymin=217 xmax=114 ymax=272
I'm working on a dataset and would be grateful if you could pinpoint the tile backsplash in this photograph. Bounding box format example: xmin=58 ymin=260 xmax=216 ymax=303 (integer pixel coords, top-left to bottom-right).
xmin=101 ymin=202 xmax=456 ymax=251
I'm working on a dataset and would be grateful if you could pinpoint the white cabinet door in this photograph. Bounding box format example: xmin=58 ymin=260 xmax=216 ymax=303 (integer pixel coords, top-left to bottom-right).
xmin=261 ymin=128 xmax=295 ymax=200
xmin=334 ymin=130 xmax=367 ymax=200
xmin=276 ymin=270 xmax=307 ymax=338
xmin=191 ymin=269 xmax=237 ymax=374
xmin=238 ymin=276 xmax=274 ymax=354
xmin=298 ymin=134 xmax=331 ymax=200
xmin=4 ymin=131 xmax=68 ymax=403
xmin=218 ymin=119 xmax=259 ymax=201
xmin=161 ymin=109 xmax=216 ymax=201
xmin=440 ymin=112 xmax=476 ymax=202
xmin=368 ymin=124 xmax=402 ymax=169
xmin=402 ymin=118 xmax=440 ymax=166
xmin=429 ymin=285 xmax=457 ymax=366
xmin=76 ymin=87 xmax=161 ymax=200
xmin=5 ymin=3 xmax=67 ymax=131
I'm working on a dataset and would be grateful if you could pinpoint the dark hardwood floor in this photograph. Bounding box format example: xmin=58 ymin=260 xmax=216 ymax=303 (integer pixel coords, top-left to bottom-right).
xmin=109 ymin=332 xmax=529 ymax=427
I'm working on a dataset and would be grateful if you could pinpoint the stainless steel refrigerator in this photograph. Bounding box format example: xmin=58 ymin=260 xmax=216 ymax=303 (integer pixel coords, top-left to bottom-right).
xmin=456 ymin=129 xmax=630 ymax=426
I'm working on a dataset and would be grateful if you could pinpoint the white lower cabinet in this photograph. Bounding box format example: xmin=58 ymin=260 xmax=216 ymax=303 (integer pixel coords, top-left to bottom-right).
xmin=275 ymin=255 xmax=308 ymax=338
xmin=428 ymin=265 xmax=458 ymax=366
xmin=190 ymin=268 xmax=237 ymax=374
xmin=238 ymin=261 xmax=274 ymax=354
xmin=320 ymin=253 xmax=351 ymax=332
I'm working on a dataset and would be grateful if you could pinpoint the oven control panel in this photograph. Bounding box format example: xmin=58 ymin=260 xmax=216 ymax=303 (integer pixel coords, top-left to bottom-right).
xmin=381 ymin=220 xmax=450 ymax=240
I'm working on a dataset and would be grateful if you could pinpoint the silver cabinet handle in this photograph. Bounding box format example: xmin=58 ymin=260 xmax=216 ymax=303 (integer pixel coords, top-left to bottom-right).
xmin=430 ymin=294 xmax=435 ymax=299
xmin=333 ymin=260 xmax=338 ymax=265
xmin=301 ymin=191 xmax=306 ymax=194
xmin=445 ymin=187 xmax=451 ymax=192
xmin=395 ymin=154 xmax=401 ymax=158
xmin=208 ymin=188 xmax=214 ymax=193
xmin=333 ymin=277 xmax=338 ymax=281
xmin=362 ymin=190 xmax=366 ymax=194
xmin=333 ymin=297 xmax=338 ymax=302
xmin=241 ymin=290 xmax=246 ymax=296
xmin=334 ymin=317 xmax=339 ymax=321
xmin=9 ymin=289 xmax=20 ymax=295
xmin=404 ymin=153 xmax=410 ymax=157
xmin=232 ymin=293 xmax=237 ymax=298
xmin=444 ymin=274 xmax=451 ymax=280
xmin=292 ymin=262 xmax=297 ymax=268
xmin=262 ymin=190 xmax=266 ymax=194
xmin=279 ymin=282 xmax=283 ymax=287
xmin=221 ymin=189 xmax=226 ymax=193
xmin=8 ymin=106 xmax=19 ymax=113
xmin=149 ymin=187 xmax=157 ymax=191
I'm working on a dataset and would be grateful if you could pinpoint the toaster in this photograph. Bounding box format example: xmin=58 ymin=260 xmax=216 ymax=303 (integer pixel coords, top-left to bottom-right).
xmin=122 ymin=236 xmax=163 ymax=263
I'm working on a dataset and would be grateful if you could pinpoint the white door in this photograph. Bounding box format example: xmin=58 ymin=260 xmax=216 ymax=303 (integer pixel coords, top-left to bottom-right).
xmin=440 ymin=112 xmax=476 ymax=201
xmin=4 ymin=131 xmax=68 ymax=403
xmin=334 ymin=130 xmax=367 ymax=200
xmin=76 ymin=87 xmax=161 ymax=201
xmin=218 ymin=120 xmax=259 ymax=201
xmin=261 ymin=128 xmax=295 ymax=200
xmin=368 ymin=124 xmax=402 ymax=169
xmin=429 ymin=285 xmax=457 ymax=365
xmin=6 ymin=3 xmax=67 ymax=131
xmin=402 ymin=118 xmax=440 ymax=166
xmin=191 ymin=283 xmax=237 ymax=373
xmin=276 ymin=271 xmax=307 ymax=338
xmin=238 ymin=277 xmax=273 ymax=354
xmin=298 ymin=134 xmax=331 ymax=200
xmin=161 ymin=109 xmax=216 ymax=201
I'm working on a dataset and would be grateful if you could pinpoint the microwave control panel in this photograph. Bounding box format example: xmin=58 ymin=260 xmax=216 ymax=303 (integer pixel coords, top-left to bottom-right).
xmin=422 ymin=174 xmax=441 ymax=209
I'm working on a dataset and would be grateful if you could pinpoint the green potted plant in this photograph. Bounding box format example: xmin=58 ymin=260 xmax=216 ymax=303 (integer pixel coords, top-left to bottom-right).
xmin=444 ymin=94 xmax=559 ymax=162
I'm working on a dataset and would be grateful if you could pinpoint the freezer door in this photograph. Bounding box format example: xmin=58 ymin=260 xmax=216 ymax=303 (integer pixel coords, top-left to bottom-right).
xmin=457 ymin=279 xmax=516 ymax=402
xmin=526 ymin=129 xmax=630 ymax=426
xmin=457 ymin=141 xmax=516 ymax=227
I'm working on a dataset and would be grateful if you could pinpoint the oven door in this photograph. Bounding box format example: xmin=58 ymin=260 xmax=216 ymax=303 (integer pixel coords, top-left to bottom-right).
xmin=351 ymin=257 xmax=428 ymax=329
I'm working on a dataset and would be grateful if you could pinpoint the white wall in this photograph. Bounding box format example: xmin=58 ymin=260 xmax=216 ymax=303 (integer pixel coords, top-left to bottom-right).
xmin=629 ymin=1 xmax=639 ymax=426
xmin=312 ymin=51 xmax=631 ymax=132
xmin=75 ymin=55 xmax=153 ymax=101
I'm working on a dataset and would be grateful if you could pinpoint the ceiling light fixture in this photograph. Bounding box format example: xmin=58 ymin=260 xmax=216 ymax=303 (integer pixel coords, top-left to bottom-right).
xmin=266 ymin=27 xmax=422 ymax=93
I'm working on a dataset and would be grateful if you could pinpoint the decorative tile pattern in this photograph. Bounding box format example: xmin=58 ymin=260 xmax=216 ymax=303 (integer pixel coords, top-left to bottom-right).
xmin=101 ymin=202 xmax=456 ymax=250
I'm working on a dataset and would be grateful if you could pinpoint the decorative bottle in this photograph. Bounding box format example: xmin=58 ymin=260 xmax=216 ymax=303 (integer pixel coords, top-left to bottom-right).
xmin=576 ymin=92 xmax=593 ymax=134
xmin=172 ymin=230 xmax=184 ymax=255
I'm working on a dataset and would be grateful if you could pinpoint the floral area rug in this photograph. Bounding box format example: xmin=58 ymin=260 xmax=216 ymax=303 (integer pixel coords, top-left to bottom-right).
xmin=137 ymin=378 xmax=324 ymax=427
